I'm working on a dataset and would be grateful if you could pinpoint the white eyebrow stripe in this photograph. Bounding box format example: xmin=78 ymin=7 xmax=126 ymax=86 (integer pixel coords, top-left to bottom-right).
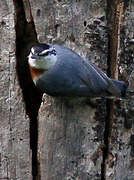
xmin=39 ymin=47 xmax=54 ymax=55
xmin=40 ymin=49 xmax=50 ymax=55
xmin=31 ymin=47 xmax=35 ymax=54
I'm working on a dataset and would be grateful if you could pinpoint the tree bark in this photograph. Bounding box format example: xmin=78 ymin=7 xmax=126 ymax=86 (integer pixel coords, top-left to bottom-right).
xmin=0 ymin=1 xmax=32 ymax=179
xmin=104 ymin=1 xmax=134 ymax=179
xmin=0 ymin=0 xmax=134 ymax=180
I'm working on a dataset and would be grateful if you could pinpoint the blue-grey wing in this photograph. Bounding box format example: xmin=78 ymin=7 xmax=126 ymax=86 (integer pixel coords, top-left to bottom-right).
xmin=77 ymin=58 xmax=121 ymax=96
xmin=36 ymin=44 xmax=120 ymax=97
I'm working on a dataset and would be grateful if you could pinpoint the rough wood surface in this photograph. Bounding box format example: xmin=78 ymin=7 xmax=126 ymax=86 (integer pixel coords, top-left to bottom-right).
xmin=0 ymin=0 xmax=134 ymax=180
xmin=105 ymin=1 xmax=134 ymax=179
xmin=38 ymin=97 xmax=106 ymax=180
xmin=0 ymin=1 xmax=32 ymax=179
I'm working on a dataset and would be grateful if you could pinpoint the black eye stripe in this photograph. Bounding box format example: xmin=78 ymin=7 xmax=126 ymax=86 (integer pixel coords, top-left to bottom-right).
xmin=31 ymin=48 xmax=56 ymax=56
xmin=51 ymin=49 xmax=56 ymax=55
xmin=39 ymin=49 xmax=56 ymax=56
xmin=52 ymin=49 xmax=56 ymax=53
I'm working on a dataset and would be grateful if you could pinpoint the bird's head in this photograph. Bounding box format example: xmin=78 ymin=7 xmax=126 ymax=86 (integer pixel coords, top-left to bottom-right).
xmin=28 ymin=43 xmax=57 ymax=70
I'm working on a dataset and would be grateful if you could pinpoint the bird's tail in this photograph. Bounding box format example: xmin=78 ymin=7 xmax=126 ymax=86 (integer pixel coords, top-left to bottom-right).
xmin=112 ymin=79 xmax=129 ymax=97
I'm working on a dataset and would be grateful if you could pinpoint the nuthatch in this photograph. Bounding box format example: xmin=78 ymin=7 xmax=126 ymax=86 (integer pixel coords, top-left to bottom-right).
xmin=28 ymin=43 xmax=128 ymax=98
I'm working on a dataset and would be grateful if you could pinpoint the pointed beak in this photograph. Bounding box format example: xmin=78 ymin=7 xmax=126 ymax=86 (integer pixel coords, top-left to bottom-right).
xmin=28 ymin=52 xmax=39 ymax=59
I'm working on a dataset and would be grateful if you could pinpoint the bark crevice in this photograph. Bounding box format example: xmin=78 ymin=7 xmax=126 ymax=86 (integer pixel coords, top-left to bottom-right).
xmin=13 ymin=0 xmax=42 ymax=179
xmin=101 ymin=99 xmax=114 ymax=180
xmin=101 ymin=1 xmax=124 ymax=179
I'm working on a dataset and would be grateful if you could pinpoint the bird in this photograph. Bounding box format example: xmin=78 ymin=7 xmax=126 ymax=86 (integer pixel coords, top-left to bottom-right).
xmin=28 ymin=43 xmax=128 ymax=98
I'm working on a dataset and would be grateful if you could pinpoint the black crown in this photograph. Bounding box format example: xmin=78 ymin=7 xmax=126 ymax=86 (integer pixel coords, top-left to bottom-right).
xmin=32 ymin=43 xmax=50 ymax=54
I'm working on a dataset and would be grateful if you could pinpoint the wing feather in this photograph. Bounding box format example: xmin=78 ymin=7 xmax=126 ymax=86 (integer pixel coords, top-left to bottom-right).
xmin=77 ymin=58 xmax=121 ymax=96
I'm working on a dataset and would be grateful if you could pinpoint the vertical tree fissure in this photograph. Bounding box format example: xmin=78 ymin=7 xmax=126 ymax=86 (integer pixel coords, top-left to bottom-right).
xmin=101 ymin=1 xmax=125 ymax=179
xmin=13 ymin=0 xmax=42 ymax=179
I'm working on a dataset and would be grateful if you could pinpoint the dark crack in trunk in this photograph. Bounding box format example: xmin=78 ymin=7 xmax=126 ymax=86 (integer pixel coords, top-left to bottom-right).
xmin=13 ymin=0 xmax=42 ymax=179
xmin=101 ymin=1 xmax=124 ymax=179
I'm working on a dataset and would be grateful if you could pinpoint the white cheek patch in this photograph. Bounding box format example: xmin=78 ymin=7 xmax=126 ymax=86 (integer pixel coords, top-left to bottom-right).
xmin=28 ymin=47 xmax=57 ymax=70
xmin=28 ymin=57 xmax=38 ymax=68
xmin=28 ymin=54 xmax=57 ymax=70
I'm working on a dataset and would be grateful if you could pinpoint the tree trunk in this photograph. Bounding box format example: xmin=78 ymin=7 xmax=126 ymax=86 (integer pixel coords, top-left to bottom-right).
xmin=0 ymin=1 xmax=32 ymax=179
xmin=0 ymin=0 xmax=134 ymax=180
xmin=104 ymin=1 xmax=134 ymax=179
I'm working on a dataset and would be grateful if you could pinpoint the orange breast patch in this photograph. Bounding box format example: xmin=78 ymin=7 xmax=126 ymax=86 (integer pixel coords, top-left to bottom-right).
xmin=29 ymin=66 xmax=45 ymax=79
